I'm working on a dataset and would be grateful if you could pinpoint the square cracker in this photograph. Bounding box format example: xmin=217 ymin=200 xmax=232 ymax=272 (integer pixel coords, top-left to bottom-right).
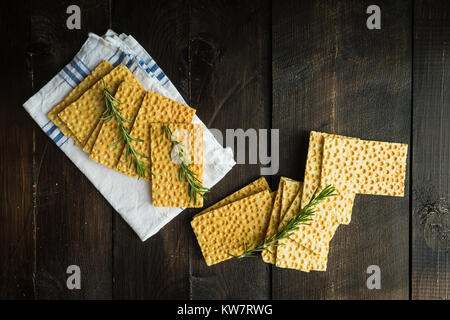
xmin=191 ymin=190 xmax=274 ymax=266
xmin=90 ymin=81 xmax=146 ymax=169
xmin=194 ymin=177 xmax=270 ymax=218
xmin=151 ymin=123 xmax=203 ymax=207
xmin=47 ymin=60 xmax=114 ymax=146
xmin=115 ymin=90 xmax=196 ymax=180
xmin=320 ymin=136 xmax=408 ymax=197
xmin=58 ymin=64 xmax=140 ymax=146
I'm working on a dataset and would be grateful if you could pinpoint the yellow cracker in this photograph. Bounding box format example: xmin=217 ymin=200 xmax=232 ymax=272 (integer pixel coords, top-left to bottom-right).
xmin=321 ymin=137 xmax=408 ymax=196
xmin=83 ymin=121 xmax=103 ymax=153
xmin=115 ymin=90 xmax=196 ymax=180
xmin=301 ymin=131 xmax=358 ymax=225
xmin=191 ymin=190 xmax=274 ymax=266
xmin=90 ymin=81 xmax=146 ymax=169
xmin=47 ymin=61 xmax=114 ymax=146
xmin=58 ymin=64 xmax=140 ymax=145
xmin=261 ymin=178 xmax=284 ymax=264
xmin=262 ymin=178 xmax=303 ymax=264
xmin=275 ymin=185 xmax=329 ymax=271
xmin=280 ymin=179 xmax=301 ymax=221
xmin=276 ymin=238 xmax=327 ymax=272
xmin=195 ymin=177 xmax=270 ymax=218
xmin=282 ymin=131 xmax=356 ymax=256
xmin=151 ymin=123 xmax=203 ymax=207
xmin=277 ymin=184 xmax=304 ymax=232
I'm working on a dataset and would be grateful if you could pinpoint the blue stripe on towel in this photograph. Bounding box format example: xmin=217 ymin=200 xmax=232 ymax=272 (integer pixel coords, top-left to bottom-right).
xmin=59 ymin=137 xmax=69 ymax=148
xmin=42 ymin=120 xmax=51 ymax=129
xmin=149 ymin=64 xmax=158 ymax=73
xmin=113 ymin=52 xmax=126 ymax=67
xmin=108 ymin=48 xmax=120 ymax=61
xmin=156 ymin=71 xmax=165 ymax=81
xmin=53 ymin=132 xmax=64 ymax=143
xmin=74 ymin=56 xmax=91 ymax=73
xmin=58 ymin=73 xmax=74 ymax=89
xmin=46 ymin=125 xmax=57 ymax=136
xmin=70 ymin=61 xmax=88 ymax=79
xmin=63 ymin=66 xmax=80 ymax=85
xmin=126 ymin=58 xmax=134 ymax=69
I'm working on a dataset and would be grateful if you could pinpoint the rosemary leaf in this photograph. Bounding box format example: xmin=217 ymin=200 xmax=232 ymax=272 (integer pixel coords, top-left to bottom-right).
xmin=161 ymin=124 xmax=210 ymax=204
xmin=101 ymin=80 xmax=154 ymax=179
xmin=230 ymin=185 xmax=336 ymax=259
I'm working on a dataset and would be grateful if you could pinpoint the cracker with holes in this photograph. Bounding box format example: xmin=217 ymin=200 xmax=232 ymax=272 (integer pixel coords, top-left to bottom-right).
xmin=115 ymin=91 xmax=196 ymax=180
xmin=262 ymin=177 xmax=301 ymax=264
xmin=47 ymin=60 xmax=114 ymax=146
xmin=89 ymin=81 xmax=146 ymax=169
xmin=191 ymin=190 xmax=275 ymax=266
xmin=58 ymin=64 xmax=140 ymax=146
xmin=195 ymin=177 xmax=270 ymax=218
xmin=151 ymin=123 xmax=204 ymax=207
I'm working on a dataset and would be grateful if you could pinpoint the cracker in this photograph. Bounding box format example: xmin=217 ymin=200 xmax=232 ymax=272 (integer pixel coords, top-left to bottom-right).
xmin=301 ymin=131 xmax=358 ymax=225
xmin=115 ymin=90 xmax=196 ymax=180
xmin=280 ymin=131 xmax=356 ymax=256
xmin=83 ymin=121 xmax=103 ymax=154
xmin=58 ymin=64 xmax=140 ymax=146
xmin=191 ymin=190 xmax=274 ymax=266
xmin=276 ymin=238 xmax=327 ymax=271
xmin=261 ymin=178 xmax=284 ymax=264
xmin=321 ymin=137 xmax=408 ymax=197
xmin=275 ymin=185 xmax=329 ymax=271
xmin=47 ymin=60 xmax=114 ymax=146
xmin=262 ymin=178 xmax=303 ymax=264
xmin=151 ymin=123 xmax=203 ymax=207
xmin=90 ymin=81 xmax=146 ymax=168
xmin=280 ymin=179 xmax=301 ymax=221
xmin=195 ymin=177 xmax=270 ymax=218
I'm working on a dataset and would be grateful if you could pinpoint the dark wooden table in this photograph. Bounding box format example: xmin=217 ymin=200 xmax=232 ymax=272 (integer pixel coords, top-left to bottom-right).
xmin=1 ymin=0 xmax=448 ymax=300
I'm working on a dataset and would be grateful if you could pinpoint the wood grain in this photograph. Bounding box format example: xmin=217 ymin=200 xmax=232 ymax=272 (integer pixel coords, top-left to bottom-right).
xmin=0 ymin=0 xmax=34 ymax=299
xmin=188 ymin=0 xmax=272 ymax=299
xmin=412 ymin=0 xmax=450 ymax=300
xmin=271 ymin=0 xmax=411 ymax=299
xmin=27 ymin=0 xmax=112 ymax=299
xmin=1 ymin=0 xmax=448 ymax=300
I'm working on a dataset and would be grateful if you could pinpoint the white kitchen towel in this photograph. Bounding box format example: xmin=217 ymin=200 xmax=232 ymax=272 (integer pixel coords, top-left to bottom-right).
xmin=23 ymin=30 xmax=235 ymax=241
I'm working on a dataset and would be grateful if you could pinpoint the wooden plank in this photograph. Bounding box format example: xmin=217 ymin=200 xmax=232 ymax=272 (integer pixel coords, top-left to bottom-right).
xmin=188 ymin=0 xmax=272 ymax=299
xmin=0 ymin=0 xmax=35 ymax=299
xmin=111 ymin=0 xmax=192 ymax=299
xmin=271 ymin=0 xmax=411 ymax=299
xmin=28 ymin=0 xmax=112 ymax=299
xmin=412 ymin=0 xmax=450 ymax=300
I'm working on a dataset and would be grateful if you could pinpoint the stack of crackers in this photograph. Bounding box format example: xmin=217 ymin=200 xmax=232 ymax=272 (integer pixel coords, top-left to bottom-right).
xmin=192 ymin=131 xmax=408 ymax=271
xmin=47 ymin=60 xmax=205 ymax=208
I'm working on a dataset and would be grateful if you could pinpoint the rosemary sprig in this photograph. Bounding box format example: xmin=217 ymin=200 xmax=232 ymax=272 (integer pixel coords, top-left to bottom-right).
xmin=229 ymin=185 xmax=336 ymax=258
xmin=162 ymin=124 xmax=210 ymax=204
xmin=101 ymin=81 xmax=153 ymax=179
